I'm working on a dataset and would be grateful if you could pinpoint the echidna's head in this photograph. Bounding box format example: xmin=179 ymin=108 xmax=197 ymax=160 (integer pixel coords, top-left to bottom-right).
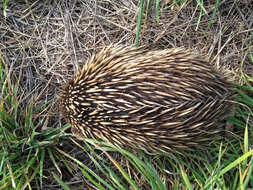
xmin=59 ymin=81 xmax=74 ymax=124
xmin=59 ymin=79 xmax=88 ymax=125
xmin=59 ymin=76 xmax=98 ymax=134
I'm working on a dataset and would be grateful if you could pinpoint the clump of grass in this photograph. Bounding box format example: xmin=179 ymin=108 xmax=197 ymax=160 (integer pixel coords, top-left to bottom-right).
xmin=55 ymin=122 xmax=253 ymax=189
xmin=0 ymin=58 xmax=71 ymax=189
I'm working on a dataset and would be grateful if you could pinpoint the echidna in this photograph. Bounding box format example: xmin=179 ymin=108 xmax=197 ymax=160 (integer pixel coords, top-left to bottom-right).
xmin=59 ymin=46 xmax=234 ymax=153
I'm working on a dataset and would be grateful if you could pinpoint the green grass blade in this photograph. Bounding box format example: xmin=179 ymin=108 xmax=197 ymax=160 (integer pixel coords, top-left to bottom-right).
xmin=0 ymin=148 xmax=6 ymax=173
xmin=25 ymin=100 xmax=34 ymax=135
xmin=145 ymin=0 xmax=150 ymax=20
xmin=243 ymin=156 xmax=253 ymax=188
xmin=107 ymin=157 xmax=139 ymax=190
xmin=205 ymin=149 xmax=253 ymax=188
xmin=56 ymin=148 xmax=113 ymax=190
xmin=135 ymin=0 xmax=144 ymax=47
xmin=138 ymin=152 xmax=166 ymax=189
xmin=39 ymin=148 xmax=45 ymax=189
xmin=243 ymin=125 xmax=249 ymax=163
xmin=195 ymin=0 xmax=208 ymax=14
xmin=52 ymin=173 xmax=71 ymax=190
xmin=79 ymin=166 xmax=108 ymax=190
xmin=3 ymin=0 xmax=9 ymax=17
xmin=155 ymin=0 xmax=159 ymax=23
xmin=47 ymin=148 xmax=62 ymax=176
xmin=103 ymin=165 xmax=127 ymax=190
xmin=205 ymin=0 xmax=219 ymax=32
xmin=86 ymin=140 xmax=167 ymax=189
xmin=195 ymin=0 xmax=203 ymax=31
xmin=87 ymin=153 xmax=127 ymax=188
xmin=181 ymin=166 xmax=193 ymax=190
xmin=249 ymin=46 xmax=253 ymax=62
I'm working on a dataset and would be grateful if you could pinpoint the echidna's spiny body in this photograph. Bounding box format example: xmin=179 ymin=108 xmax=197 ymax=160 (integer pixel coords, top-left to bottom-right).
xmin=59 ymin=46 xmax=233 ymax=153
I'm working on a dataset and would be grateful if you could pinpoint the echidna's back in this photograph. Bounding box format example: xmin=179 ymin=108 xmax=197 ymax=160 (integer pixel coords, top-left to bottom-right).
xmin=59 ymin=47 xmax=233 ymax=153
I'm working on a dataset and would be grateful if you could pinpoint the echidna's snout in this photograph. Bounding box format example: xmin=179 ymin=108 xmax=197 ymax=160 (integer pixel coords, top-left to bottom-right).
xmin=59 ymin=84 xmax=75 ymax=123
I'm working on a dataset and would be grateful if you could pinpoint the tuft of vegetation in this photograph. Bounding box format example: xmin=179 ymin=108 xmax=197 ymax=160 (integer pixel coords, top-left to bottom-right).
xmin=0 ymin=58 xmax=71 ymax=189
xmin=3 ymin=0 xmax=8 ymax=17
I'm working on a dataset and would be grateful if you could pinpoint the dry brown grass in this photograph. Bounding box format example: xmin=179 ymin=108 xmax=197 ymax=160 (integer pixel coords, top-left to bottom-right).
xmin=0 ymin=0 xmax=252 ymax=188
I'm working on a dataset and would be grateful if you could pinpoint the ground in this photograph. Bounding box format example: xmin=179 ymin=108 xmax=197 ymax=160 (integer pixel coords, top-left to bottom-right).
xmin=0 ymin=0 xmax=252 ymax=189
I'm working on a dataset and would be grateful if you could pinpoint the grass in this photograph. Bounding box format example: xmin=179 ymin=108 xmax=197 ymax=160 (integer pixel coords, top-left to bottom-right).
xmin=1 ymin=0 xmax=253 ymax=189
xmin=0 ymin=59 xmax=71 ymax=189
xmin=3 ymin=0 xmax=8 ymax=17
